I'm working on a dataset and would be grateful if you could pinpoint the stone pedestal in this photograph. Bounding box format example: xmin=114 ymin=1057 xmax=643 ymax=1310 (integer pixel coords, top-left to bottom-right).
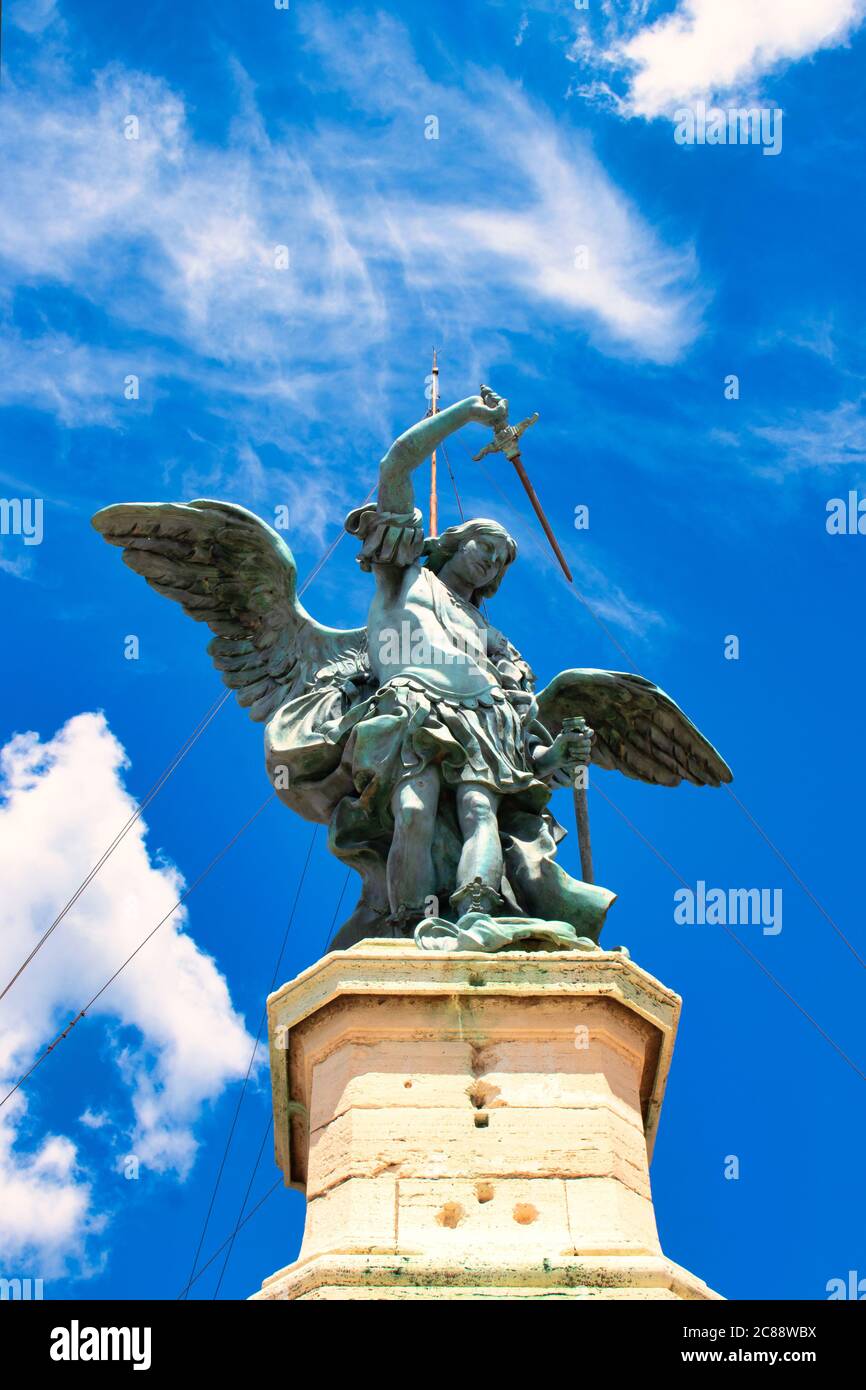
xmin=251 ymin=941 xmax=721 ymax=1300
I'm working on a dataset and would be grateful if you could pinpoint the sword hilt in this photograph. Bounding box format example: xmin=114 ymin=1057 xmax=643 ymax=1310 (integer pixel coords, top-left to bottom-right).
xmin=473 ymin=385 xmax=538 ymax=461
xmin=471 ymin=384 xmax=572 ymax=583
xmin=473 ymin=414 xmax=539 ymax=462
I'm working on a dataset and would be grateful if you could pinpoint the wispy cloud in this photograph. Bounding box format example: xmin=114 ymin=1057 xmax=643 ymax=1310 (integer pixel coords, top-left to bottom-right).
xmin=751 ymin=394 xmax=866 ymax=475
xmin=0 ymin=7 xmax=705 ymax=449
xmin=0 ymin=5 xmax=704 ymax=642
xmin=0 ymin=66 xmax=385 ymax=418
xmin=8 ymin=0 xmax=61 ymax=37
xmin=0 ymin=320 xmax=151 ymax=429
xmin=459 ymin=476 xmax=665 ymax=639
xmin=299 ymin=9 xmax=704 ymax=364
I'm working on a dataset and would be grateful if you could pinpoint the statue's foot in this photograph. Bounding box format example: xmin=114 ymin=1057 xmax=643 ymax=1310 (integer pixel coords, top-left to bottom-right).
xmin=416 ymin=913 xmax=585 ymax=954
xmin=449 ymin=875 xmax=507 ymax=919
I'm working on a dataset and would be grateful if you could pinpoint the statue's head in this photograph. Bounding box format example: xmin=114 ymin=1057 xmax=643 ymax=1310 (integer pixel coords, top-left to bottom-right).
xmin=423 ymin=518 xmax=517 ymax=604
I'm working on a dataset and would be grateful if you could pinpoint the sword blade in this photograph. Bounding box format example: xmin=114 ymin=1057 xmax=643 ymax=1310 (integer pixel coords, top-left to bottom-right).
xmin=508 ymin=451 xmax=573 ymax=583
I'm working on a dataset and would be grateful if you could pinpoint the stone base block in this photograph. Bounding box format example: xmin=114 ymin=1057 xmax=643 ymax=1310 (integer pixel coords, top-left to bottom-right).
xmin=251 ymin=941 xmax=722 ymax=1301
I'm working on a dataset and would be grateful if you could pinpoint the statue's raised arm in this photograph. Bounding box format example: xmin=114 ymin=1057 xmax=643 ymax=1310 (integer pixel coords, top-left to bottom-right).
xmin=377 ymin=394 xmax=508 ymax=516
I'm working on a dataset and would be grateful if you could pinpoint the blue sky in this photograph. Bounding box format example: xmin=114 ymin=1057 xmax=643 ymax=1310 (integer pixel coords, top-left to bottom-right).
xmin=1 ymin=0 xmax=865 ymax=1301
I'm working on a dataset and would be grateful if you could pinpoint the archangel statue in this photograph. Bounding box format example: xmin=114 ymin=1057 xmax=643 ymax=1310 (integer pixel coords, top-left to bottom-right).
xmin=93 ymin=389 xmax=731 ymax=954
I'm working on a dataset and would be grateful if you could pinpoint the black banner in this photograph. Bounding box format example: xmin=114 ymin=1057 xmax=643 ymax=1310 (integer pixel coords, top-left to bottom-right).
xmin=4 ymin=1296 xmax=860 ymax=1374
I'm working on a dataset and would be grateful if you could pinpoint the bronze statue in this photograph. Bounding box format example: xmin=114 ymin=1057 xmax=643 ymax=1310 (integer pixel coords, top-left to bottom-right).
xmin=93 ymin=388 xmax=731 ymax=954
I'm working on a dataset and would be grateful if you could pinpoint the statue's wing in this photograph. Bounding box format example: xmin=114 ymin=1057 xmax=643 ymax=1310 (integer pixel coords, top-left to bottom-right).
xmin=92 ymin=500 xmax=367 ymax=722
xmin=535 ymin=669 xmax=732 ymax=788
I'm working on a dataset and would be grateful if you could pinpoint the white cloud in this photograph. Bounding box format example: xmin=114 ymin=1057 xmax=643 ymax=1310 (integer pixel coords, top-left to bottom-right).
xmin=0 ymin=713 xmax=255 ymax=1273
xmin=0 ymin=1120 xmax=99 ymax=1281
xmin=79 ymin=1109 xmax=110 ymax=1130
xmin=579 ymin=0 xmax=866 ymax=119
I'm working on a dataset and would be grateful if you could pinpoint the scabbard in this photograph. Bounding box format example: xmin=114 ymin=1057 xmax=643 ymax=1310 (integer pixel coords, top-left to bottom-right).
xmin=573 ymin=783 xmax=594 ymax=884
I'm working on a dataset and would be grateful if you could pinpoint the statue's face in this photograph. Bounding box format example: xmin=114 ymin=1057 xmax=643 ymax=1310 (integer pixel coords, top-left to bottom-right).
xmin=452 ymin=531 xmax=511 ymax=591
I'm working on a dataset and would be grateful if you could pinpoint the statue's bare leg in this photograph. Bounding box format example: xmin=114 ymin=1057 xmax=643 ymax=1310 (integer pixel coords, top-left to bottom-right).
xmin=388 ymin=766 xmax=440 ymax=923
xmin=454 ymin=783 xmax=502 ymax=909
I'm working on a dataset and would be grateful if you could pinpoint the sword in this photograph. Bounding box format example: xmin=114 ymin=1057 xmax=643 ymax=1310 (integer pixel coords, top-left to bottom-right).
xmin=472 ymin=384 xmax=573 ymax=583
xmin=562 ymin=716 xmax=594 ymax=884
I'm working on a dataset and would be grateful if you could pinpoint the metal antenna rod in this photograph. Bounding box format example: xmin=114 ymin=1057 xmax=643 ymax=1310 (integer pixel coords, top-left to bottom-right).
xmin=428 ymin=348 xmax=439 ymax=536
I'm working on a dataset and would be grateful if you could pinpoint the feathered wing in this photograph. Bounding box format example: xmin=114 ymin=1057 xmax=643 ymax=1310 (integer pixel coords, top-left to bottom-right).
xmin=535 ymin=669 xmax=732 ymax=788
xmin=92 ymin=500 xmax=367 ymax=722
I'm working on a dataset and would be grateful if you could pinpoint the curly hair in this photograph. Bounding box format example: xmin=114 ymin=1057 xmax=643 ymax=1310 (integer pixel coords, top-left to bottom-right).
xmin=422 ymin=518 xmax=517 ymax=603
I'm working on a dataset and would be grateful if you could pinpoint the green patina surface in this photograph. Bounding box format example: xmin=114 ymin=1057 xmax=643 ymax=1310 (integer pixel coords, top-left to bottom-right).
xmin=94 ymin=389 xmax=730 ymax=958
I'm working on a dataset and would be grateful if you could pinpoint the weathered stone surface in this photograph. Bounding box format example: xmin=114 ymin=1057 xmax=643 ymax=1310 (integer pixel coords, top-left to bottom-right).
xmin=252 ymin=941 xmax=722 ymax=1300
xmin=255 ymin=1252 xmax=720 ymax=1301
xmin=396 ymin=1178 xmax=572 ymax=1257
xmin=298 ymin=1177 xmax=397 ymax=1262
xmin=565 ymin=1177 xmax=661 ymax=1254
xmin=307 ymin=1039 xmax=474 ymax=1132
xmin=307 ymin=1106 xmax=651 ymax=1201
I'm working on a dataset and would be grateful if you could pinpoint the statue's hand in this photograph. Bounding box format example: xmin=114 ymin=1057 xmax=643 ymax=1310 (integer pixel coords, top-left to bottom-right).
xmin=551 ymin=724 xmax=594 ymax=770
xmin=470 ymin=385 xmax=509 ymax=429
